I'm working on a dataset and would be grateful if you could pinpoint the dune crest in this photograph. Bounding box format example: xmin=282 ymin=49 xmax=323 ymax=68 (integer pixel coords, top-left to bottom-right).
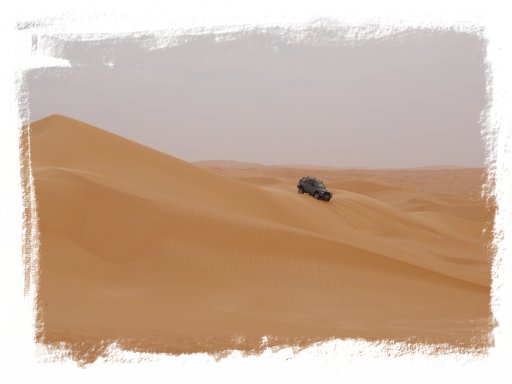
xmin=29 ymin=115 xmax=493 ymax=361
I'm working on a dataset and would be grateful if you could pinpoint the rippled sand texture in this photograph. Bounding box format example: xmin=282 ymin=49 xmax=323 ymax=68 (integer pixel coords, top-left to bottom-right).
xmin=28 ymin=115 xmax=493 ymax=362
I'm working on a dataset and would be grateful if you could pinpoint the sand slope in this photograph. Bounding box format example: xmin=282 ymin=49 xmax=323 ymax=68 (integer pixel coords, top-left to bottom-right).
xmin=29 ymin=115 xmax=492 ymax=360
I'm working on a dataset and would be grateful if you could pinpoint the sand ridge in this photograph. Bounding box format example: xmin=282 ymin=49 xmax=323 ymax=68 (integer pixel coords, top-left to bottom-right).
xmin=28 ymin=115 xmax=493 ymax=361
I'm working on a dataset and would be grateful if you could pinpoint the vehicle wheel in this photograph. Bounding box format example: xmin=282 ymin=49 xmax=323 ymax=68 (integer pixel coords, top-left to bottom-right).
xmin=314 ymin=192 xmax=320 ymax=199
xmin=298 ymin=187 xmax=304 ymax=194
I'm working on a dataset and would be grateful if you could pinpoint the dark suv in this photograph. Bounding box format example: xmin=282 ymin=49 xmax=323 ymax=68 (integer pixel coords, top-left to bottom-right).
xmin=297 ymin=176 xmax=332 ymax=201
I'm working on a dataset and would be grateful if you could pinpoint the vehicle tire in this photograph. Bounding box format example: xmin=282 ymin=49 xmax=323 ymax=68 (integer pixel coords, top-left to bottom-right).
xmin=314 ymin=192 xmax=320 ymax=200
xmin=298 ymin=186 xmax=304 ymax=194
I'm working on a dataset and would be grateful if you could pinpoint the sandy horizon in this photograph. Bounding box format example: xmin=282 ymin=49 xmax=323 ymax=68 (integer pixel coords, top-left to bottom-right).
xmin=195 ymin=159 xmax=477 ymax=171
xmin=26 ymin=114 xmax=494 ymax=363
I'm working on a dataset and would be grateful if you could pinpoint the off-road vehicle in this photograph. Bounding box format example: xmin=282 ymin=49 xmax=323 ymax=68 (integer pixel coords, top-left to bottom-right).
xmin=297 ymin=176 xmax=332 ymax=201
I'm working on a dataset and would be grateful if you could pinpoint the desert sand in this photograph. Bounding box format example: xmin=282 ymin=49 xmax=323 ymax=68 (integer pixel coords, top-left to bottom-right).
xmin=27 ymin=115 xmax=493 ymax=362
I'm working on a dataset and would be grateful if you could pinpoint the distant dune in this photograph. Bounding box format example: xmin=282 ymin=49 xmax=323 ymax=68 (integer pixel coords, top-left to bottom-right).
xmin=195 ymin=160 xmax=474 ymax=172
xmin=28 ymin=115 xmax=493 ymax=362
xmin=194 ymin=160 xmax=343 ymax=170
xmin=195 ymin=159 xmax=268 ymax=169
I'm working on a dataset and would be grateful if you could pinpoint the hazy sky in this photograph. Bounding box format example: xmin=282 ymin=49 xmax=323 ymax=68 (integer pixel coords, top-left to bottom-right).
xmin=26 ymin=29 xmax=487 ymax=168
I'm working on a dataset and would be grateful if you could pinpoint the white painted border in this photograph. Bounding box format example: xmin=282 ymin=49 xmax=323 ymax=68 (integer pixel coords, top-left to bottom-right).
xmin=1 ymin=1 xmax=510 ymax=383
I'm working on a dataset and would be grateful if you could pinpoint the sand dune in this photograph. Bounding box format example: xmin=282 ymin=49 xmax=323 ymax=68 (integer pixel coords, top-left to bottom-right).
xmin=28 ymin=115 xmax=492 ymax=361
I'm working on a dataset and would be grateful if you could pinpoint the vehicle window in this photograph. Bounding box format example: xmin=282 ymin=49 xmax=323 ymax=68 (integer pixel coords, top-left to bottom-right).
xmin=318 ymin=182 xmax=326 ymax=189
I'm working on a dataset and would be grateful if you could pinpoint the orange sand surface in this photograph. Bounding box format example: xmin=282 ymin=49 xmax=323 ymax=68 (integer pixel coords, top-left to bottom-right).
xmin=28 ymin=115 xmax=493 ymax=361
